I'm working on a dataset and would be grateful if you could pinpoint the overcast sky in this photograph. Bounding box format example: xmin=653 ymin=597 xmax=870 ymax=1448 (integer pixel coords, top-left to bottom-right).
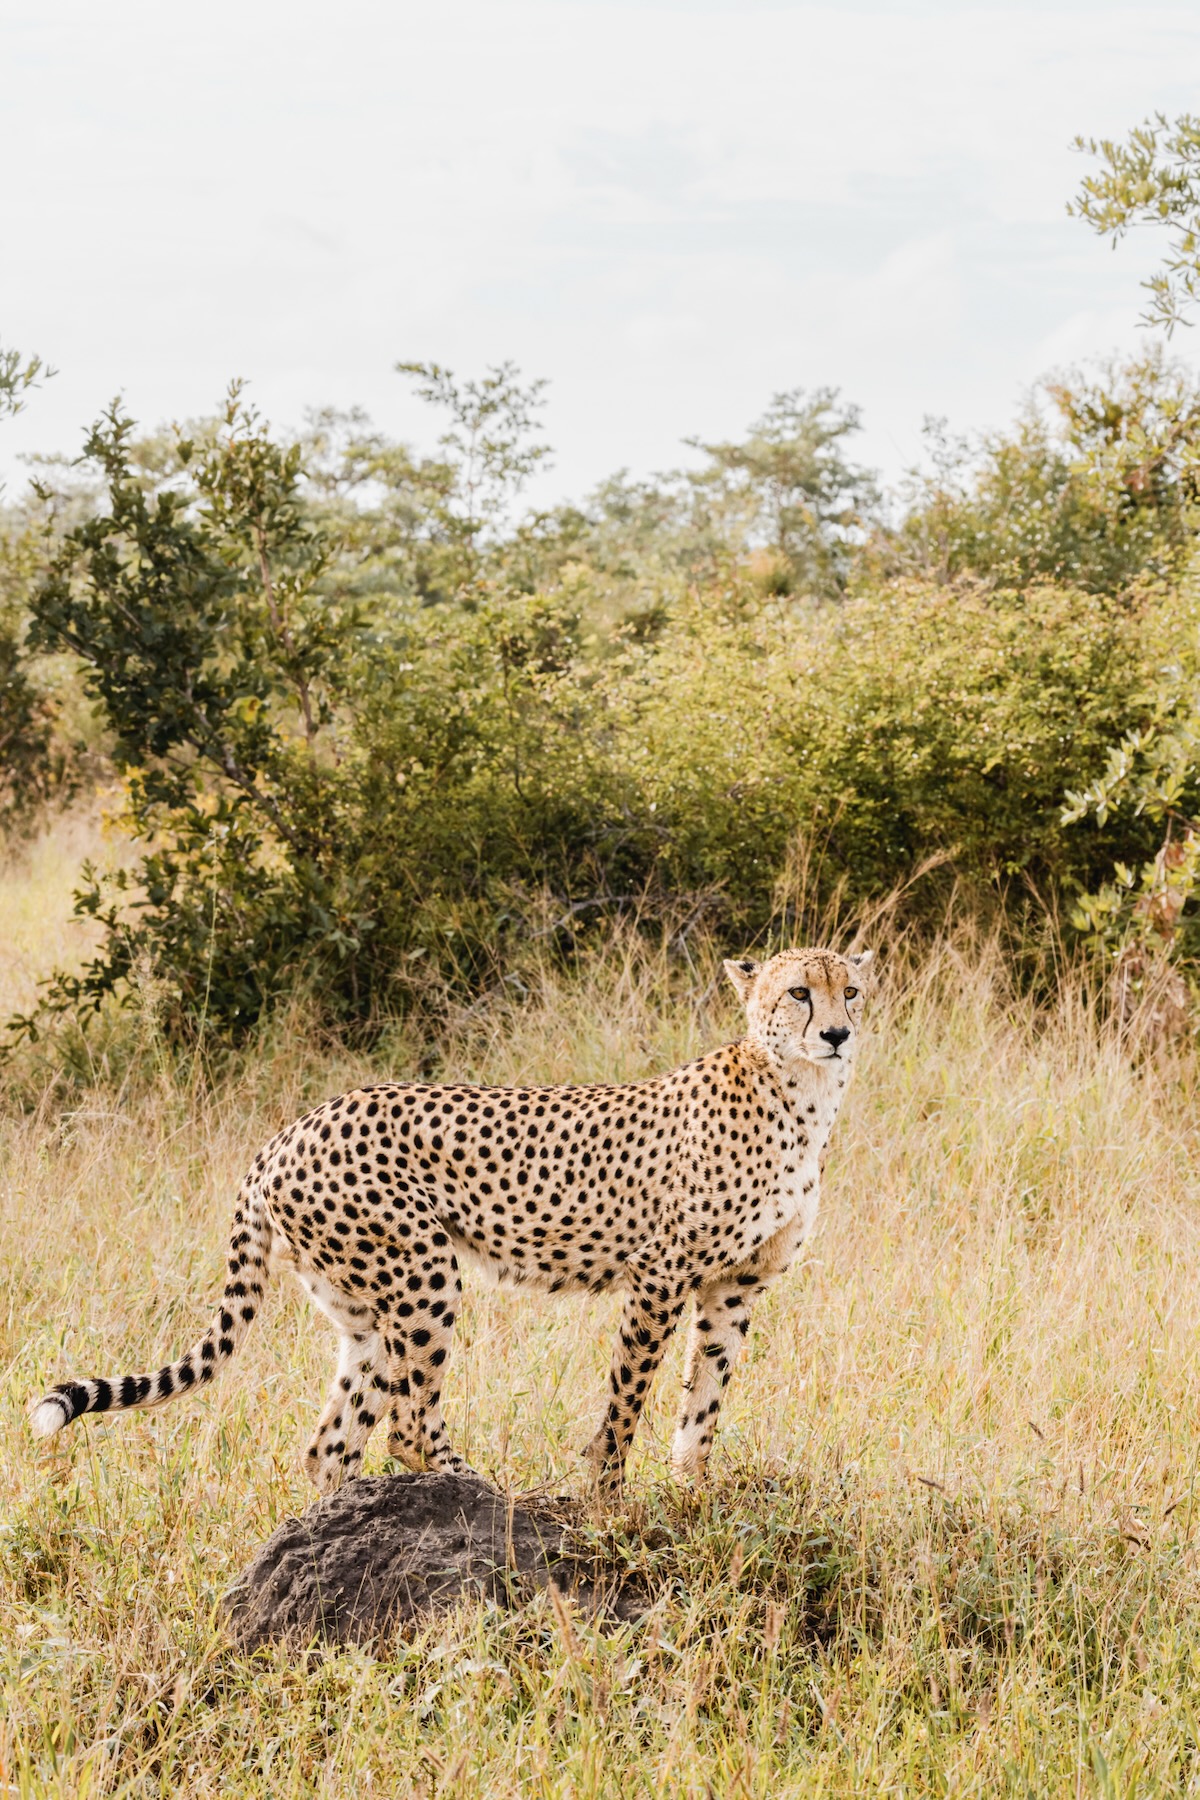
xmin=3 ymin=1 xmax=1198 ymax=508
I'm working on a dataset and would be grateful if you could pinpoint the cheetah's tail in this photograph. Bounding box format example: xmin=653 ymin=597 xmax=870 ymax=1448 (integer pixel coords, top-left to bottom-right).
xmin=29 ymin=1181 xmax=274 ymax=1441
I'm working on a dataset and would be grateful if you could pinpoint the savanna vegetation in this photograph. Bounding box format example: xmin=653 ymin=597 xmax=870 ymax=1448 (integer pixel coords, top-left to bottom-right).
xmin=3 ymin=110 xmax=1200 ymax=1798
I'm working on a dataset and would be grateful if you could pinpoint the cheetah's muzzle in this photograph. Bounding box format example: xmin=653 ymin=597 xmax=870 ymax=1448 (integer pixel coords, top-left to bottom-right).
xmin=31 ymin=947 xmax=873 ymax=1493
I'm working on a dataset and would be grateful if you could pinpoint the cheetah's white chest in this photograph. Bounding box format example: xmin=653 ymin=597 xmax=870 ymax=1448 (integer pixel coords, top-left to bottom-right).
xmin=768 ymin=1146 xmax=822 ymax=1241
xmin=762 ymin=1088 xmax=842 ymax=1245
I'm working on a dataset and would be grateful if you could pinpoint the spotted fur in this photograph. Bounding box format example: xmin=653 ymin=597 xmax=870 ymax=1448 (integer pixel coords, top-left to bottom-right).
xmin=31 ymin=947 xmax=872 ymax=1491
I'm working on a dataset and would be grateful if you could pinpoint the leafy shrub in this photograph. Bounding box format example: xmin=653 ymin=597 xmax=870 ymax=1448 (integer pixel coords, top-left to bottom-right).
xmin=17 ymin=392 xmax=365 ymax=1041
xmin=881 ymin=353 xmax=1200 ymax=596
xmin=11 ymin=356 xmax=1200 ymax=1050
xmin=0 ymin=621 xmax=54 ymax=830
xmin=0 ymin=342 xmax=65 ymax=832
xmin=1063 ymin=642 xmax=1200 ymax=1000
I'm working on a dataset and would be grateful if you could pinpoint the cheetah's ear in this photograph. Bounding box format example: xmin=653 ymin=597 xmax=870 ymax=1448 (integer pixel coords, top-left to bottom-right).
xmin=847 ymin=949 xmax=875 ymax=987
xmin=723 ymin=958 xmax=761 ymax=1005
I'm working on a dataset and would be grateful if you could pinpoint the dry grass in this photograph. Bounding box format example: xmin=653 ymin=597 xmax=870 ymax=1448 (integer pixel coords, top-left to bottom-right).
xmin=0 ymin=805 xmax=117 ymax=1024
xmin=4 ymin=812 xmax=1200 ymax=1795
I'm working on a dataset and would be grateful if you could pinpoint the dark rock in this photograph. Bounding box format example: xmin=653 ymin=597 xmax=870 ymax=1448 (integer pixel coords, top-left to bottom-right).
xmin=222 ymin=1472 xmax=644 ymax=1652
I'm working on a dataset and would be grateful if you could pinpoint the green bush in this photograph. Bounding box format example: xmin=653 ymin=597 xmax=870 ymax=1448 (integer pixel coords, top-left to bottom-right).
xmin=11 ymin=362 xmax=1200 ymax=1051
xmin=881 ymin=353 xmax=1200 ymax=596
xmin=0 ymin=620 xmax=54 ymax=830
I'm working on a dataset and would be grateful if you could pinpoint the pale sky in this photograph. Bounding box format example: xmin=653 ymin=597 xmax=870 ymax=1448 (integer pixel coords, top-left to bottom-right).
xmin=3 ymin=1 xmax=1198 ymax=508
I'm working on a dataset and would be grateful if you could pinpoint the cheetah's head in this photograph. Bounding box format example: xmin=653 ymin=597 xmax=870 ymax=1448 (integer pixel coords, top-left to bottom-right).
xmin=724 ymin=947 xmax=873 ymax=1071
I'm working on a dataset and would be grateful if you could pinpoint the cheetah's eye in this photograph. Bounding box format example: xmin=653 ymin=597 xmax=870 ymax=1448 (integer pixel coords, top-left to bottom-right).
xmin=845 ymin=987 xmax=859 ymax=1000
xmin=789 ymin=986 xmax=810 ymax=1003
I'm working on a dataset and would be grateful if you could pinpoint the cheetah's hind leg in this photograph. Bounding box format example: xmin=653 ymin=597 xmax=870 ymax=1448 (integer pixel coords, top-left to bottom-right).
xmin=295 ymin=1273 xmax=390 ymax=1494
xmin=302 ymin=1322 xmax=389 ymax=1494
xmin=381 ymin=1266 xmax=474 ymax=1476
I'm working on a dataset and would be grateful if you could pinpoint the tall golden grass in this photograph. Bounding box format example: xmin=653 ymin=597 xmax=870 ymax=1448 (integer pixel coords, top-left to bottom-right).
xmin=3 ymin=810 xmax=1200 ymax=1796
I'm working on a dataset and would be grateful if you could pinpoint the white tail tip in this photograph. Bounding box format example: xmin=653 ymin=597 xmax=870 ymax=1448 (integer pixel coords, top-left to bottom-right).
xmin=30 ymin=1397 xmax=69 ymax=1439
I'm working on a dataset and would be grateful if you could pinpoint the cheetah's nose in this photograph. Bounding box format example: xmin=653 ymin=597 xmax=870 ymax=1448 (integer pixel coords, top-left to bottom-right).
xmin=819 ymin=1027 xmax=850 ymax=1053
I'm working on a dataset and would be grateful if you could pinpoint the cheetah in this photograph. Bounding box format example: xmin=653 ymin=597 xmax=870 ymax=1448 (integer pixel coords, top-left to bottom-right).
xmin=31 ymin=948 xmax=872 ymax=1491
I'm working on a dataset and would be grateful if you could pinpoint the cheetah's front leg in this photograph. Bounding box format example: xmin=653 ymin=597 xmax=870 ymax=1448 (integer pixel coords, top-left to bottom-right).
xmin=671 ymin=1274 xmax=764 ymax=1481
xmin=584 ymin=1266 xmax=687 ymax=1493
xmin=672 ymin=1215 xmax=811 ymax=1482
